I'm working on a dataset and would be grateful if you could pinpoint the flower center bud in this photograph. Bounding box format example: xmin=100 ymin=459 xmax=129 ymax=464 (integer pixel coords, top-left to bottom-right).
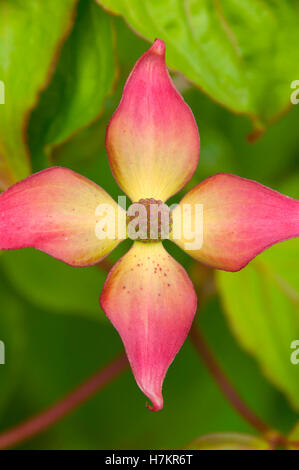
xmin=126 ymin=198 xmax=173 ymax=242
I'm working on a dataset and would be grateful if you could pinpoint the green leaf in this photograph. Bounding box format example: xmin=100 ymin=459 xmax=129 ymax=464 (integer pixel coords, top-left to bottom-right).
xmin=29 ymin=0 xmax=117 ymax=167
xmin=181 ymin=89 xmax=299 ymax=188
xmin=185 ymin=432 xmax=270 ymax=450
xmin=216 ymin=238 xmax=299 ymax=411
xmin=0 ymin=0 xmax=78 ymax=189
xmin=97 ymin=0 xmax=299 ymax=130
xmin=1 ymin=249 xmax=108 ymax=322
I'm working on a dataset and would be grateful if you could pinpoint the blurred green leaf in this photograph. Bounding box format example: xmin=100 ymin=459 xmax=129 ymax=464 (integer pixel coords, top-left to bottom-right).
xmin=181 ymin=89 xmax=299 ymax=188
xmin=29 ymin=0 xmax=117 ymax=169
xmin=97 ymin=0 xmax=299 ymax=131
xmin=1 ymin=249 xmax=108 ymax=322
xmin=185 ymin=432 xmax=270 ymax=450
xmin=216 ymin=238 xmax=299 ymax=411
xmin=0 ymin=0 xmax=78 ymax=189
xmin=280 ymin=174 xmax=299 ymax=200
xmin=51 ymin=117 xmax=120 ymax=197
xmin=198 ymin=298 xmax=297 ymax=435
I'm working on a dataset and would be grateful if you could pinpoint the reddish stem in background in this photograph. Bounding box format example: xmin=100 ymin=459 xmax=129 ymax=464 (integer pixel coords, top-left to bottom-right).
xmin=97 ymin=258 xmax=114 ymax=272
xmin=0 ymin=353 xmax=128 ymax=450
xmin=189 ymin=324 xmax=287 ymax=447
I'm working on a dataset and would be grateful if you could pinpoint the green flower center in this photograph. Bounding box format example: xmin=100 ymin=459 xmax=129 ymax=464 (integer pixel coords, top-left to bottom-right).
xmin=126 ymin=198 xmax=173 ymax=242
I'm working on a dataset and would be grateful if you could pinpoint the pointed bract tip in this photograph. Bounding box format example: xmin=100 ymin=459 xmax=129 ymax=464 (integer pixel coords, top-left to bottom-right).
xmin=138 ymin=377 xmax=164 ymax=411
xmin=145 ymin=393 xmax=164 ymax=412
xmin=150 ymin=38 xmax=165 ymax=56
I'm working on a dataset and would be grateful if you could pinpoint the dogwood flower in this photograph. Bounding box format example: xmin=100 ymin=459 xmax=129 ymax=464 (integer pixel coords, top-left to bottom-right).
xmin=0 ymin=40 xmax=298 ymax=411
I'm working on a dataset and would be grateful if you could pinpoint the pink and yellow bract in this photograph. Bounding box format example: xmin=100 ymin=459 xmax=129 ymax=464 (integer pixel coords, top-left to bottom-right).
xmin=0 ymin=39 xmax=298 ymax=411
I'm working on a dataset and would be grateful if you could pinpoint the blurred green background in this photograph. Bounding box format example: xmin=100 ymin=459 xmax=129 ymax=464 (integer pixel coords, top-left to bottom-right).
xmin=0 ymin=0 xmax=298 ymax=450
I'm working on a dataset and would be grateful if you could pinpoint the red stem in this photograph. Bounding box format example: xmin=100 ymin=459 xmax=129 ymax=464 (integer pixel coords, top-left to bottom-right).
xmin=0 ymin=353 xmax=128 ymax=449
xmin=97 ymin=258 xmax=114 ymax=272
xmin=288 ymin=440 xmax=299 ymax=448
